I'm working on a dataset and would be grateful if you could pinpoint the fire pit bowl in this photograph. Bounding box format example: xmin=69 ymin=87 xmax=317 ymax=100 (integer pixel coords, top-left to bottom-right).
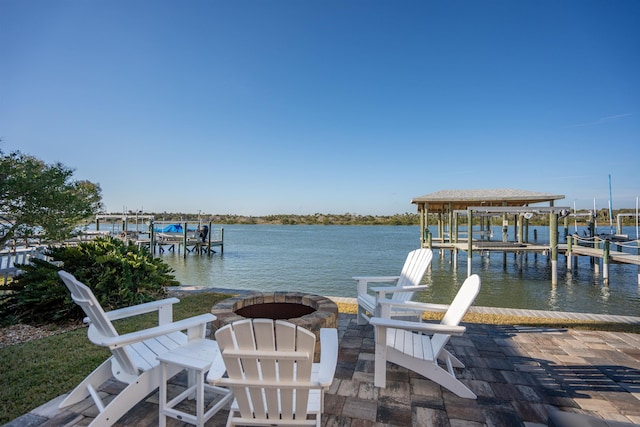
xmin=211 ymin=291 xmax=338 ymax=361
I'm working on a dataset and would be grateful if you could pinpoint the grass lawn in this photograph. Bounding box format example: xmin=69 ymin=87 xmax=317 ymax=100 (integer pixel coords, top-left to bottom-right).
xmin=2 ymin=294 xmax=639 ymax=424
xmin=0 ymin=292 xmax=231 ymax=424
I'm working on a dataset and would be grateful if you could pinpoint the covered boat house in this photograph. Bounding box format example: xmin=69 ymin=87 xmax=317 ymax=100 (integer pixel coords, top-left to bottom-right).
xmin=411 ymin=189 xmax=570 ymax=283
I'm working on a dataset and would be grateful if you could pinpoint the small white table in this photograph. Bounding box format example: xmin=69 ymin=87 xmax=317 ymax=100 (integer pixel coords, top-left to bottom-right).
xmin=157 ymin=339 xmax=232 ymax=427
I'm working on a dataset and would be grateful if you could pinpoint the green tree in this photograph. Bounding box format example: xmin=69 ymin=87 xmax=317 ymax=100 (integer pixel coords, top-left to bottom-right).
xmin=0 ymin=150 xmax=102 ymax=246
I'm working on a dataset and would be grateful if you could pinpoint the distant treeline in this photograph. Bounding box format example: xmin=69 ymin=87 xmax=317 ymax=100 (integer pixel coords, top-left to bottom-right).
xmin=123 ymin=208 xmax=640 ymax=226
xmin=144 ymin=212 xmax=420 ymax=226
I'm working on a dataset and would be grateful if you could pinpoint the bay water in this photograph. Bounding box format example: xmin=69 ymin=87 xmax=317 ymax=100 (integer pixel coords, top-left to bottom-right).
xmin=156 ymin=224 xmax=640 ymax=317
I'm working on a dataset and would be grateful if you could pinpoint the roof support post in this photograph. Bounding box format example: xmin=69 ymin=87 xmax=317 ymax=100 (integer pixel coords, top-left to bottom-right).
xmin=207 ymin=221 xmax=213 ymax=255
xmin=453 ymin=211 xmax=459 ymax=243
xmin=418 ymin=204 xmax=425 ymax=246
xmin=448 ymin=203 xmax=454 ymax=243
xmin=550 ymin=212 xmax=558 ymax=285
xmin=502 ymin=213 xmax=508 ymax=243
xmin=183 ymin=222 xmax=188 ymax=258
xmin=424 ymin=204 xmax=432 ymax=249
xmin=424 ymin=203 xmax=433 ymax=249
xmin=150 ymin=220 xmax=156 ymax=255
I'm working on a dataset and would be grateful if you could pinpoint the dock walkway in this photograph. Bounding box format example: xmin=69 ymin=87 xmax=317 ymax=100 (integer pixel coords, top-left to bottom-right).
xmin=431 ymin=241 xmax=640 ymax=264
xmin=428 ymin=239 xmax=640 ymax=285
xmin=569 ymin=245 xmax=640 ymax=266
xmin=330 ymin=296 xmax=640 ymax=325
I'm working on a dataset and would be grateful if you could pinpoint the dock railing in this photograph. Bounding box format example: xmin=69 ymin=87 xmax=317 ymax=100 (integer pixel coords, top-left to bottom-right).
xmin=566 ymin=233 xmax=640 ymax=285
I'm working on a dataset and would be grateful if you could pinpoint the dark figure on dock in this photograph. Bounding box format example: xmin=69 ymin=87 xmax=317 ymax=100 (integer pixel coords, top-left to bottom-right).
xmin=198 ymin=225 xmax=208 ymax=242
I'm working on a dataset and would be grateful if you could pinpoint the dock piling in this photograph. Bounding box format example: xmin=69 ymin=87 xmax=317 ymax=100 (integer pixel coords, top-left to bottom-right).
xmin=467 ymin=208 xmax=473 ymax=277
xmin=603 ymin=240 xmax=610 ymax=285
xmin=550 ymin=212 xmax=558 ymax=285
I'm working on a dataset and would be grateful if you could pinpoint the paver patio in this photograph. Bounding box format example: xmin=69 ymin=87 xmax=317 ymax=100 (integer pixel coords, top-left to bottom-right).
xmin=6 ymin=313 xmax=640 ymax=427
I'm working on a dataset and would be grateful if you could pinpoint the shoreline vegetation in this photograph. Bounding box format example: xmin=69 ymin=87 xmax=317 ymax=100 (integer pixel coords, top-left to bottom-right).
xmin=149 ymin=212 xmax=421 ymax=225
xmin=117 ymin=209 xmax=640 ymax=227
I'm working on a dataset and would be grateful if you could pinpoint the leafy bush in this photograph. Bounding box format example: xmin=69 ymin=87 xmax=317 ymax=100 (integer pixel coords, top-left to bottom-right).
xmin=0 ymin=237 xmax=179 ymax=325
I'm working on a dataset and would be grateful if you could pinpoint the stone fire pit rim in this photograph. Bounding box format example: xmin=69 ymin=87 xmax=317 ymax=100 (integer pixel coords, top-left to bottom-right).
xmin=210 ymin=291 xmax=339 ymax=333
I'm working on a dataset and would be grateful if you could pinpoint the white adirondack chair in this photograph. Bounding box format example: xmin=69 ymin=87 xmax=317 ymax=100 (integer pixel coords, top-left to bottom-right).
xmin=369 ymin=274 xmax=481 ymax=399
xmin=207 ymin=319 xmax=338 ymax=427
xmin=354 ymin=248 xmax=433 ymax=325
xmin=57 ymin=271 xmax=219 ymax=426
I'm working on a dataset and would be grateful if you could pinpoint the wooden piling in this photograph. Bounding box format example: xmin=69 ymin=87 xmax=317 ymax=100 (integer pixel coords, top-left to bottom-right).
xmin=550 ymin=212 xmax=558 ymax=285
xmin=567 ymin=233 xmax=573 ymax=270
xmin=182 ymin=222 xmax=188 ymax=258
xmin=150 ymin=220 xmax=156 ymax=254
xmin=603 ymin=240 xmax=610 ymax=285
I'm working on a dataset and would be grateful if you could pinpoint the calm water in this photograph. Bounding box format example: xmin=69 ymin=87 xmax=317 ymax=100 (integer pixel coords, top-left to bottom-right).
xmin=155 ymin=224 xmax=640 ymax=317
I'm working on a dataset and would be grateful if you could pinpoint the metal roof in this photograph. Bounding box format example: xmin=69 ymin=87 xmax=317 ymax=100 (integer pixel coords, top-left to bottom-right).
xmin=411 ymin=189 xmax=565 ymax=213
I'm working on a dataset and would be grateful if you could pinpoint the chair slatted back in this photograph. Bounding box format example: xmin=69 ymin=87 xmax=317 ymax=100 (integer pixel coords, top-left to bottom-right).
xmin=58 ymin=271 xmax=138 ymax=376
xmin=394 ymin=248 xmax=433 ymax=301
xmin=215 ymin=319 xmax=316 ymax=422
xmin=431 ymin=274 xmax=481 ymax=356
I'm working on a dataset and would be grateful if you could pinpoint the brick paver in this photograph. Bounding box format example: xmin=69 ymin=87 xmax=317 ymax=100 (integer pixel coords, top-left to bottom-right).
xmin=5 ymin=313 xmax=640 ymax=427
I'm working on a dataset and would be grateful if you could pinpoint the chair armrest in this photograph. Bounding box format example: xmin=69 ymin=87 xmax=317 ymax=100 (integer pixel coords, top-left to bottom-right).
xmin=378 ymin=298 xmax=450 ymax=312
xmin=369 ymin=317 xmax=466 ymax=335
xmin=206 ymin=351 xmax=226 ymax=384
xmin=370 ymin=284 xmax=427 ymax=294
xmin=101 ymin=297 xmax=180 ymax=321
xmin=370 ymin=286 xmax=403 ymax=294
xmin=92 ymin=313 xmax=215 ymax=348
xmin=317 ymin=328 xmax=338 ymax=387
xmin=382 ymin=284 xmax=428 ymax=292
xmin=355 ymin=276 xmax=400 ymax=297
xmin=353 ymin=276 xmax=400 ymax=284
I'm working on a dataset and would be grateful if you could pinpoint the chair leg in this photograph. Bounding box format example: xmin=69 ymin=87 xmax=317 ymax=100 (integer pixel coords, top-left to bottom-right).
xmin=59 ymin=359 xmax=113 ymax=408
xmin=357 ymin=306 xmax=368 ymax=326
xmin=227 ymin=409 xmax=237 ymax=427
xmin=159 ymin=361 xmax=168 ymax=427
xmin=374 ymin=341 xmax=388 ymax=387
xmin=440 ymin=349 xmax=465 ymax=368
xmin=87 ymin=369 xmax=158 ymax=427
xmin=419 ymin=363 xmax=477 ymax=399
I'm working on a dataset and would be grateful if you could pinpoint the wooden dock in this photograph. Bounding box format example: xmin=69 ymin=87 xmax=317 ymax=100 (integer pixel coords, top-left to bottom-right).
xmin=94 ymin=216 xmax=224 ymax=259
xmin=148 ymin=232 xmax=224 ymax=256
xmin=148 ymin=221 xmax=224 ymax=258
xmin=427 ymin=236 xmax=640 ymax=285
xmin=567 ymin=243 xmax=640 ymax=266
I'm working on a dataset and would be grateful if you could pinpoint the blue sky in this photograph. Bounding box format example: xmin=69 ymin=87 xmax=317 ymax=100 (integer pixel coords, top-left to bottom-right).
xmin=1 ymin=1 xmax=638 ymax=216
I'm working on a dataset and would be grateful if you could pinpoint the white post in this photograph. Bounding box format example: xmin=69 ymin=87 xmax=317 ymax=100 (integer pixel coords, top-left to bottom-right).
xmin=467 ymin=208 xmax=473 ymax=277
xmin=603 ymin=240 xmax=610 ymax=286
xmin=550 ymin=211 xmax=558 ymax=285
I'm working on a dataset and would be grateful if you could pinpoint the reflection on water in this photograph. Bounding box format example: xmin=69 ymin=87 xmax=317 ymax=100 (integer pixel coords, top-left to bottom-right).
xmin=158 ymin=225 xmax=640 ymax=317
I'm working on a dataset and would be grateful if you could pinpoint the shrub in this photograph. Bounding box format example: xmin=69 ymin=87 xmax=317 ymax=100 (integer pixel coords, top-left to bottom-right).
xmin=0 ymin=237 xmax=179 ymax=325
